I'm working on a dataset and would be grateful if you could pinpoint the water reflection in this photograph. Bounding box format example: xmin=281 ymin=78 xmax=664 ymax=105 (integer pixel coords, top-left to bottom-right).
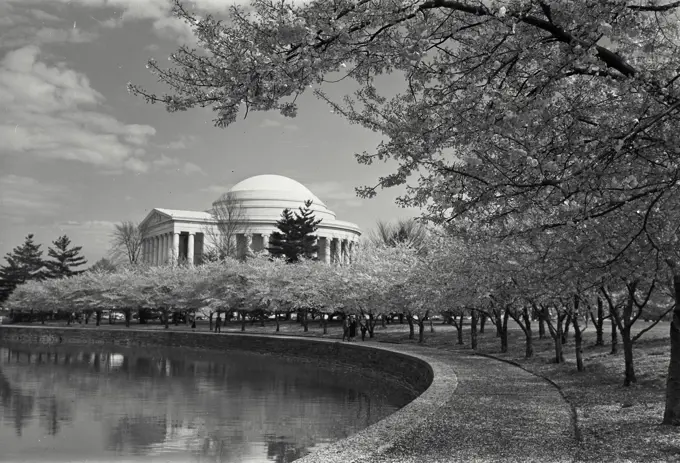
xmin=0 ymin=344 xmax=407 ymax=462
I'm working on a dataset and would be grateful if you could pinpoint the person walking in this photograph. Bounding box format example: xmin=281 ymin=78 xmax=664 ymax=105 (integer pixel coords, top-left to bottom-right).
xmin=215 ymin=314 xmax=222 ymax=333
xmin=360 ymin=319 xmax=368 ymax=341
xmin=342 ymin=316 xmax=350 ymax=342
xmin=349 ymin=316 xmax=357 ymax=342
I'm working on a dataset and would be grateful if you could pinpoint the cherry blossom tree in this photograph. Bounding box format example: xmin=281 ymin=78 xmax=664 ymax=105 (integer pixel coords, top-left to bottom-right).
xmin=128 ymin=0 xmax=680 ymax=424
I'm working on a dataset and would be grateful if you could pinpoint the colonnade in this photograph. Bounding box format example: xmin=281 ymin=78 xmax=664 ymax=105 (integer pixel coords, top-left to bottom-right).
xmin=141 ymin=232 xmax=192 ymax=266
xmin=140 ymin=232 xmax=358 ymax=266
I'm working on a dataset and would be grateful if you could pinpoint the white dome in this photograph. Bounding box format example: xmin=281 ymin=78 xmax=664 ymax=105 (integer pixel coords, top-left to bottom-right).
xmin=229 ymin=174 xmax=322 ymax=204
xmin=219 ymin=174 xmax=335 ymax=222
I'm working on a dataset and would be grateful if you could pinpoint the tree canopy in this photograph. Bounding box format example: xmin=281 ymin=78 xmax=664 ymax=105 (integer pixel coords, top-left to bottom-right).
xmin=127 ymin=0 xmax=680 ymax=425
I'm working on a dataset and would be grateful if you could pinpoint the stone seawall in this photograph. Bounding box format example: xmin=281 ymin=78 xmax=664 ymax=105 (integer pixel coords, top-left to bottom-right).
xmin=0 ymin=326 xmax=433 ymax=399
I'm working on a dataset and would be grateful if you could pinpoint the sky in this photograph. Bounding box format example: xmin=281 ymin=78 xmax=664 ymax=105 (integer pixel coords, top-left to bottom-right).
xmin=0 ymin=0 xmax=420 ymax=266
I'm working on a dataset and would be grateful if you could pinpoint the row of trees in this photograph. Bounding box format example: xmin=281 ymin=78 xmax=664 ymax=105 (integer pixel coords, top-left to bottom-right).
xmin=5 ymin=230 xmax=672 ymax=389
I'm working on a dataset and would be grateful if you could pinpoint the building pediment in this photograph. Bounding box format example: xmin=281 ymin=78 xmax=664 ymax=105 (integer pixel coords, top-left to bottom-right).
xmin=140 ymin=209 xmax=172 ymax=229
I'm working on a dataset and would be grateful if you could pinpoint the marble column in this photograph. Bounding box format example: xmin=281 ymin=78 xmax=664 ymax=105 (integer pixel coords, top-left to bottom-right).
xmin=331 ymin=238 xmax=339 ymax=264
xmin=153 ymin=236 xmax=159 ymax=266
xmin=172 ymin=232 xmax=180 ymax=265
xmin=165 ymin=233 xmax=171 ymax=264
xmin=261 ymin=233 xmax=269 ymax=253
xmin=142 ymin=239 xmax=147 ymax=263
xmin=348 ymin=241 xmax=355 ymax=264
xmin=161 ymin=234 xmax=167 ymax=265
xmin=187 ymin=233 xmax=195 ymax=266
xmin=322 ymin=237 xmax=331 ymax=264
xmin=157 ymin=234 xmax=163 ymax=265
xmin=341 ymin=239 xmax=348 ymax=265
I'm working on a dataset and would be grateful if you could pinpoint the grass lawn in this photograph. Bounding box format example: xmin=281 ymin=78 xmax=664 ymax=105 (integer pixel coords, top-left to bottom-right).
xmin=6 ymin=316 xmax=678 ymax=462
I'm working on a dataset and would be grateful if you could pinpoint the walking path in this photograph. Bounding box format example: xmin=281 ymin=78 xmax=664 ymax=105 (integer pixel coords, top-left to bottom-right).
xmin=298 ymin=339 xmax=578 ymax=463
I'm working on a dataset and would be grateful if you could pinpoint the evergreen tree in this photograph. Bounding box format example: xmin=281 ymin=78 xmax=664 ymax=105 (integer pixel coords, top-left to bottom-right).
xmin=0 ymin=234 xmax=47 ymax=303
xmin=268 ymin=200 xmax=321 ymax=263
xmin=46 ymin=235 xmax=87 ymax=278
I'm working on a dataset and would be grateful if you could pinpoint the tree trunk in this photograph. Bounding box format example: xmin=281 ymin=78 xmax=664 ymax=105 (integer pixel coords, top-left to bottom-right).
xmin=663 ymin=272 xmax=680 ymax=425
xmin=209 ymin=312 xmax=214 ymax=332
xmin=611 ymin=310 xmax=618 ymax=355
xmin=544 ymin=307 xmax=565 ymax=364
xmin=241 ymin=312 xmax=246 ymax=332
xmin=381 ymin=315 xmax=386 ymax=328
xmin=500 ymin=310 xmax=509 ymax=353
xmin=124 ymin=309 xmax=131 ymax=328
xmin=495 ymin=310 xmax=502 ymax=337
xmin=430 ymin=317 xmax=435 ymax=333
xmin=368 ymin=314 xmax=375 ymax=338
xmin=470 ymin=310 xmax=478 ymax=350
xmin=322 ymin=314 xmax=328 ymax=334
xmin=456 ymin=315 xmax=464 ymax=345
xmin=303 ymin=310 xmax=309 ymax=332
xmin=399 ymin=313 xmax=404 ymax=324
xmin=480 ymin=313 xmax=487 ymax=333
xmin=96 ymin=310 xmax=102 ymax=327
xmin=622 ymin=328 xmax=636 ymax=386
xmin=573 ymin=314 xmax=585 ymax=372
xmin=164 ymin=309 xmax=169 ymax=329
xmin=595 ymin=298 xmax=604 ymax=346
xmin=562 ymin=312 xmax=571 ymax=344
xmin=407 ymin=315 xmax=414 ymax=340
xmin=275 ymin=311 xmax=280 ymax=332
xmin=554 ymin=320 xmax=564 ymax=363
xmin=522 ymin=308 xmax=533 ymax=359
xmin=538 ymin=317 xmax=545 ymax=340
xmin=418 ymin=320 xmax=425 ymax=344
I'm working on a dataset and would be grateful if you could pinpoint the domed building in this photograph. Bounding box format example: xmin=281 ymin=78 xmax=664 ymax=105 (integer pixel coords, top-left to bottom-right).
xmin=138 ymin=175 xmax=361 ymax=266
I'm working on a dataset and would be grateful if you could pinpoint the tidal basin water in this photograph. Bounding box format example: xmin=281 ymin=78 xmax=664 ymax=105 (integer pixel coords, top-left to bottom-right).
xmin=0 ymin=343 xmax=408 ymax=463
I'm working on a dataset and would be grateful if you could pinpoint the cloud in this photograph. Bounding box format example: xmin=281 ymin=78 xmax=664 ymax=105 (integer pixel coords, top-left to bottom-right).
xmin=3 ymin=0 xmax=237 ymax=44
xmin=0 ymin=46 xmax=156 ymax=172
xmin=55 ymin=220 xmax=117 ymax=234
xmin=259 ymin=118 xmax=299 ymax=131
xmin=0 ymin=4 xmax=99 ymax=48
xmin=150 ymin=154 xmax=205 ymax=175
xmin=1 ymin=27 xmax=99 ymax=49
xmin=260 ymin=118 xmax=282 ymax=128
xmin=152 ymin=154 xmax=179 ymax=168
xmin=305 ymin=181 xmax=361 ymax=203
xmin=0 ymin=174 xmax=68 ymax=223
xmin=29 ymin=9 xmax=62 ymax=22
xmin=182 ymin=162 xmax=206 ymax=175
xmin=201 ymin=185 xmax=228 ymax=195
xmin=156 ymin=134 xmax=196 ymax=150
xmin=51 ymin=220 xmax=119 ymax=256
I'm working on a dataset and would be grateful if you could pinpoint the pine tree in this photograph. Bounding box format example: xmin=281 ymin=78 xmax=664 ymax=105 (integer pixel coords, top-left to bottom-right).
xmin=268 ymin=200 xmax=321 ymax=263
xmin=0 ymin=234 xmax=47 ymax=303
xmin=47 ymin=235 xmax=87 ymax=278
